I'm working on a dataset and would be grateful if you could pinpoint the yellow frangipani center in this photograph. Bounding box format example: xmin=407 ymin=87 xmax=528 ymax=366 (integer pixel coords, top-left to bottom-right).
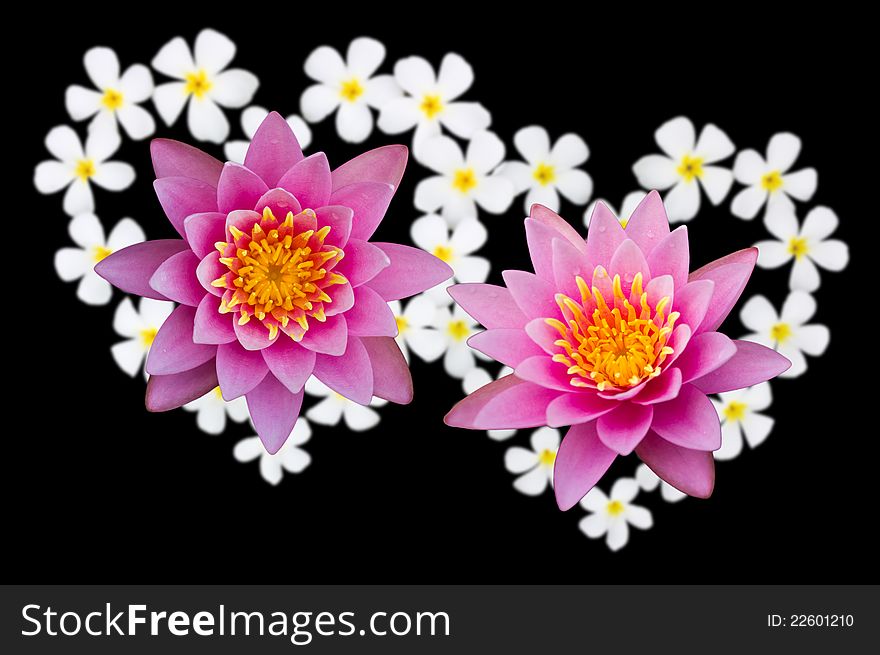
xmin=760 ymin=170 xmax=784 ymax=192
xmin=184 ymin=70 xmax=213 ymax=98
xmin=770 ymin=322 xmax=792 ymax=344
xmin=212 ymin=207 xmax=347 ymax=341
xmin=619 ymin=218 xmax=629 ymax=229
xmin=433 ymin=245 xmax=454 ymax=262
xmin=448 ymin=319 xmax=470 ymax=341
xmin=213 ymin=386 xmax=224 ymax=400
xmin=395 ymin=315 xmax=409 ymax=333
xmin=339 ymin=77 xmax=364 ymax=102
xmin=676 ymin=154 xmax=704 ymax=183
xmin=607 ymin=500 xmax=625 ymax=516
xmin=93 ymin=245 xmax=113 ymax=262
xmin=787 ymin=236 xmax=809 ymax=260
xmin=101 ymin=88 xmax=124 ymax=111
xmin=546 ymin=270 xmax=678 ymax=392
xmin=452 ymin=168 xmax=478 ymax=193
xmin=419 ymin=94 xmax=444 ymax=119
xmin=140 ymin=327 xmax=158 ymax=347
xmin=723 ymin=400 xmax=748 ymax=422
xmin=533 ymin=163 xmax=556 ymax=186
xmin=538 ymin=448 xmax=556 ymax=467
xmin=75 ymin=159 xmax=96 ymax=181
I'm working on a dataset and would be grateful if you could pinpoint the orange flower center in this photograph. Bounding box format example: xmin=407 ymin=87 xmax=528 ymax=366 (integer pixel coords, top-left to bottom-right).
xmin=211 ymin=207 xmax=347 ymax=340
xmin=545 ymin=269 xmax=679 ymax=391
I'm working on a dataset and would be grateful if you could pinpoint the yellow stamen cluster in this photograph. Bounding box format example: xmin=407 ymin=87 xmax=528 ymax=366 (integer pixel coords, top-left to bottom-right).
xmin=770 ymin=322 xmax=792 ymax=344
xmin=533 ymin=163 xmax=556 ymax=186
xmin=546 ymin=270 xmax=679 ymax=392
xmin=212 ymin=207 xmax=347 ymax=340
xmin=185 ymin=70 xmax=213 ymax=98
xmin=433 ymin=245 xmax=453 ymax=262
xmin=339 ymin=78 xmax=364 ymax=102
xmin=760 ymin=170 xmax=783 ymax=192
xmin=448 ymin=319 xmax=470 ymax=341
xmin=101 ymin=88 xmax=124 ymax=110
xmin=538 ymin=449 xmax=556 ymax=467
xmin=75 ymin=159 xmax=96 ymax=181
xmin=723 ymin=400 xmax=748 ymax=422
xmin=452 ymin=168 xmax=478 ymax=193
xmin=677 ymin=154 xmax=704 ymax=182
xmin=787 ymin=236 xmax=809 ymax=260
xmin=419 ymin=94 xmax=444 ymax=118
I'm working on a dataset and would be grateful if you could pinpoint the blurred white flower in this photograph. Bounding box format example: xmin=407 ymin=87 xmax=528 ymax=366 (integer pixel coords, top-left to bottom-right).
xmin=740 ymin=290 xmax=829 ymax=378
xmin=414 ymin=131 xmax=514 ymax=224
xmin=65 ymin=47 xmax=155 ymax=140
xmin=54 ymin=213 xmax=144 ymax=305
xmin=635 ymin=464 xmax=686 ymax=503
xmin=183 ymin=387 xmax=249 ymax=435
xmin=388 ymin=296 xmax=445 ymax=363
xmin=378 ymin=53 xmax=490 ymax=146
xmin=432 ymin=304 xmax=486 ymax=378
xmin=152 ymin=28 xmax=258 ymax=143
xmin=224 ymin=106 xmax=312 ymax=163
xmin=755 ymin=206 xmax=848 ymax=292
xmin=411 ymin=214 xmax=489 ymax=304
xmin=584 ymin=191 xmax=646 ymax=228
xmin=711 ymin=383 xmax=774 ymax=461
xmin=233 ymin=418 xmax=312 ymax=485
xmin=504 ymin=427 xmax=560 ymax=496
xmin=579 ymin=478 xmax=653 ymax=551
xmin=463 ymin=366 xmax=516 ymax=441
xmin=499 ymin=126 xmax=592 ymax=212
xmin=300 ymin=37 xmax=400 ymax=143
xmin=632 ymin=116 xmax=734 ymax=222
xmin=731 ymin=132 xmax=817 ymax=220
xmin=34 ymin=125 xmax=135 ymax=216
xmin=304 ymin=378 xmax=387 ymax=431
xmin=111 ymin=297 xmax=174 ymax=378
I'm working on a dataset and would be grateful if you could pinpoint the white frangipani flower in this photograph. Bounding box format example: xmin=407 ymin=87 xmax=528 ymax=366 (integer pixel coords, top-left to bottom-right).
xmin=584 ymin=191 xmax=647 ymax=228
xmin=499 ymin=125 xmax=592 ymax=212
xmin=54 ymin=213 xmax=144 ymax=305
xmin=151 ymin=28 xmax=259 ymax=144
xmin=504 ymin=427 xmax=560 ymax=496
xmin=632 ymin=116 xmax=735 ymax=222
xmin=463 ymin=366 xmax=516 ymax=441
xmin=740 ymin=290 xmax=829 ymax=378
xmin=414 ymin=131 xmax=514 ymax=224
xmin=378 ymin=52 xmax=491 ymax=146
xmin=731 ymin=132 xmax=817 ymax=220
xmin=64 ymin=48 xmax=156 ymax=139
xmin=410 ymin=214 xmax=489 ymax=304
xmin=34 ymin=125 xmax=135 ymax=216
xmin=433 ymin=303 xmax=486 ymax=378
xmin=65 ymin=47 xmax=155 ymax=140
xmin=304 ymin=378 xmax=387 ymax=431
xmin=183 ymin=387 xmax=249 ymax=435
xmin=111 ymin=297 xmax=174 ymax=378
xmin=234 ymin=418 xmax=312 ymax=485
xmin=711 ymin=383 xmax=774 ymax=461
xmin=635 ymin=464 xmax=686 ymax=503
xmin=579 ymin=478 xmax=653 ymax=551
xmin=223 ymin=105 xmax=312 ymax=163
xmin=300 ymin=37 xmax=401 ymax=143
xmin=388 ymin=296 xmax=445 ymax=364
xmin=755 ymin=206 xmax=849 ymax=292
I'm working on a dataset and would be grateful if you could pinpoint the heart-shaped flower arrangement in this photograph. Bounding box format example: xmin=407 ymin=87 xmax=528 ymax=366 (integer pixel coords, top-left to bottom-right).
xmin=36 ymin=29 xmax=849 ymax=551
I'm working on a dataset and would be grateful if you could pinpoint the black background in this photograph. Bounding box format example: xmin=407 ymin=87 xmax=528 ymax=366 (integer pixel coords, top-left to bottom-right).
xmin=11 ymin=9 xmax=874 ymax=582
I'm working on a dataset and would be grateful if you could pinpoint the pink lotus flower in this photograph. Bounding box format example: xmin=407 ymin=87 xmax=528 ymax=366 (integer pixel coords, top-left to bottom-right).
xmin=97 ymin=112 xmax=452 ymax=453
xmin=445 ymin=192 xmax=790 ymax=509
